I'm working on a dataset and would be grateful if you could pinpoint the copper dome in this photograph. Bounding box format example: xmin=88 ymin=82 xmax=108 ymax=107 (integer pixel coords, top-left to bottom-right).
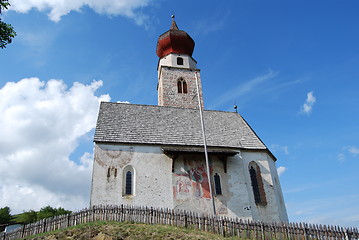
xmin=156 ymin=17 xmax=195 ymax=58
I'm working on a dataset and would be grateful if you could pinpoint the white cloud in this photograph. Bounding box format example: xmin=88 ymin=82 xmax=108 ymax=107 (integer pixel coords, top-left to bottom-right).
xmin=9 ymin=0 xmax=152 ymax=24
xmin=338 ymin=146 xmax=359 ymax=162
xmin=210 ymin=69 xmax=279 ymax=109
xmin=349 ymin=146 xmax=359 ymax=155
xmin=277 ymin=166 xmax=287 ymax=177
xmin=337 ymin=153 xmax=345 ymax=162
xmin=287 ymin=194 xmax=359 ymax=227
xmin=271 ymin=144 xmax=289 ymax=155
xmin=0 ymin=78 xmax=110 ymax=213
xmin=194 ymin=10 xmax=230 ymax=35
xmin=300 ymin=91 xmax=316 ymax=115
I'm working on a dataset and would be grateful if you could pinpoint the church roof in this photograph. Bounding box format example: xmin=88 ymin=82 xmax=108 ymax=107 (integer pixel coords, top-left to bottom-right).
xmin=94 ymin=102 xmax=271 ymax=155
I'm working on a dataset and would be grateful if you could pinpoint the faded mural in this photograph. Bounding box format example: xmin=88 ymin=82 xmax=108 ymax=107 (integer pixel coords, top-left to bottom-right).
xmin=173 ymin=158 xmax=212 ymax=202
xmin=172 ymin=156 xmax=231 ymax=215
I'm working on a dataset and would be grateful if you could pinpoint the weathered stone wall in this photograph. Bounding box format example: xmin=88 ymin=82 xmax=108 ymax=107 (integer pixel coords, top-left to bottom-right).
xmin=158 ymin=67 xmax=204 ymax=109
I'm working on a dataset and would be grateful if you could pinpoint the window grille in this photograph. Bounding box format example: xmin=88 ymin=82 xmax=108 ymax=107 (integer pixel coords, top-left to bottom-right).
xmin=125 ymin=171 xmax=132 ymax=195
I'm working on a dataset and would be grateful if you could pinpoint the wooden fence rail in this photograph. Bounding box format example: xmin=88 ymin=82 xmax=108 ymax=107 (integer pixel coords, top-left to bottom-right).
xmin=2 ymin=205 xmax=358 ymax=240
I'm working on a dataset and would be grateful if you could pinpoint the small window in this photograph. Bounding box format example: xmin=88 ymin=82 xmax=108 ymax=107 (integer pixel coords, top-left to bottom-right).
xmin=182 ymin=81 xmax=187 ymax=93
xmin=107 ymin=167 xmax=118 ymax=178
xmin=177 ymin=57 xmax=183 ymax=65
xmin=125 ymin=171 xmax=132 ymax=195
xmin=177 ymin=78 xmax=188 ymax=94
xmin=214 ymin=173 xmax=222 ymax=195
xmin=177 ymin=80 xmax=182 ymax=93
xmin=123 ymin=165 xmax=135 ymax=196
xmin=249 ymin=162 xmax=267 ymax=206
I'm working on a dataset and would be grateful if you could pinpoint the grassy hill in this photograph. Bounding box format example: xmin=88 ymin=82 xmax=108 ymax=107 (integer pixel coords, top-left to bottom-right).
xmin=24 ymin=221 xmax=240 ymax=240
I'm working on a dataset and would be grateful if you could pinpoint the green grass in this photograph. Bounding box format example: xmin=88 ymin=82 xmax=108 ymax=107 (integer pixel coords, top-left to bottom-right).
xmin=23 ymin=220 xmax=244 ymax=240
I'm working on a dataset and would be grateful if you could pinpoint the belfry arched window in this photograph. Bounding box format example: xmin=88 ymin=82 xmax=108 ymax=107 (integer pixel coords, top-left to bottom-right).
xmin=249 ymin=162 xmax=267 ymax=205
xmin=177 ymin=78 xmax=187 ymax=93
xmin=123 ymin=165 xmax=135 ymax=196
xmin=214 ymin=173 xmax=222 ymax=195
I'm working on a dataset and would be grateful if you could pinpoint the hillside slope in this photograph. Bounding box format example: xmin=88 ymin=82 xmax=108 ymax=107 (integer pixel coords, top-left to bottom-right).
xmin=24 ymin=221 xmax=239 ymax=240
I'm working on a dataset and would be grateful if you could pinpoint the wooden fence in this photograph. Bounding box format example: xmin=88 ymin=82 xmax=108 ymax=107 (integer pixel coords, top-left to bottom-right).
xmin=2 ymin=205 xmax=358 ymax=240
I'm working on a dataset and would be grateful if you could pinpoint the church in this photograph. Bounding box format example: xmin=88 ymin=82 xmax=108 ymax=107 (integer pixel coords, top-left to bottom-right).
xmin=90 ymin=17 xmax=288 ymax=222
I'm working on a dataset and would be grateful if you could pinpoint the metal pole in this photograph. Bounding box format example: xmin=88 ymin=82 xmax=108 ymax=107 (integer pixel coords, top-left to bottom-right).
xmin=194 ymin=71 xmax=216 ymax=216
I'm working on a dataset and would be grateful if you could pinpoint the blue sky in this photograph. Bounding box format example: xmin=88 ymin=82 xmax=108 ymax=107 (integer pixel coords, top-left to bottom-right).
xmin=0 ymin=0 xmax=358 ymax=227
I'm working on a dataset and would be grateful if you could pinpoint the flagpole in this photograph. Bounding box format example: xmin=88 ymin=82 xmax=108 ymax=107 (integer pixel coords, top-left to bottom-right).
xmin=194 ymin=71 xmax=216 ymax=216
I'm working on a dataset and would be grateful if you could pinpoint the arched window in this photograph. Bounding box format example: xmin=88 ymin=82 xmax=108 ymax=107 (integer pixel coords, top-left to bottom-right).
xmin=177 ymin=78 xmax=188 ymax=94
xmin=123 ymin=165 xmax=135 ymax=196
xmin=177 ymin=80 xmax=182 ymax=93
xmin=177 ymin=57 xmax=184 ymax=65
xmin=249 ymin=162 xmax=267 ymax=205
xmin=214 ymin=173 xmax=222 ymax=195
xmin=183 ymin=81 xmax=187 ymax=93
xmin=125 ymin=171 xmax=132 ymax=194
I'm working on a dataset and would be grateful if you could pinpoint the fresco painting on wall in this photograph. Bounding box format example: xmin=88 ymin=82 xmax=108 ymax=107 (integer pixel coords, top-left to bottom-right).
xmin=173 ymin=158 xmax=211 ymax=200
xmin=173 ymin=177 xmax=192 ymax=200
xmin=189 ymin=164 xmax=211 ymax=199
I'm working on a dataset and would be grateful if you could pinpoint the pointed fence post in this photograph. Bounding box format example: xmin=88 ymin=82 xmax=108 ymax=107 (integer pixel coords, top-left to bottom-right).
xmin=345 ymin=228 xmax=349 ymax=240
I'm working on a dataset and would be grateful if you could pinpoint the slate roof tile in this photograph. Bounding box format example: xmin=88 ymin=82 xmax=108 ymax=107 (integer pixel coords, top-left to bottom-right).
xmin=94 ymin=102 xmax=268 ymax=151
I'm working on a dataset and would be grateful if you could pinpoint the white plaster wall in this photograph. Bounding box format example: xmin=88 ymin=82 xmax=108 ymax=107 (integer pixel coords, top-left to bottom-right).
xmin=211 ymin=157 xmax=231 ymax=216
xmin=267 ymin=155 xmax=289 ymax=222
xmin=240 ymin=151 xmax=288 ymax=222
xmin=90 ymin=144 xmax=287 ymax=222
xmin=90 ymin=143 xmax=173 ymax=209
xmin=158 ymin=53 xmax=197 ymax=73
xmin=226 ymin=153 xmax=254 ymax=220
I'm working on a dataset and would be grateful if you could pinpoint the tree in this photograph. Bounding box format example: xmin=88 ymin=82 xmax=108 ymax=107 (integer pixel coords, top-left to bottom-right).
xmin=15 ymin=210 xmax=38 ymax=224
xmin=55 ymin=207 xmax=71 ymax=216
xmin=0 ymin=206 xmax=12 ymax=224
xmin=37 ymin=206 xmax=71 ymax=220
xmin=37 ymin=206 xmax=57 ymax=220
xmin=0 ymin=0 xmax=16 ymax=48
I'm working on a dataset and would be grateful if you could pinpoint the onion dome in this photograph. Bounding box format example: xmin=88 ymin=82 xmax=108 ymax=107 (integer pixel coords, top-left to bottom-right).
xmin=156 ymin=16 xmax=195 ymax=58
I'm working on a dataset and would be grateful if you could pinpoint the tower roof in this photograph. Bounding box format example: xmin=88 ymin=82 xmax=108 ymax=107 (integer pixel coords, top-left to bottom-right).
xmin=156 ymin=16 xmax=195 ymax=58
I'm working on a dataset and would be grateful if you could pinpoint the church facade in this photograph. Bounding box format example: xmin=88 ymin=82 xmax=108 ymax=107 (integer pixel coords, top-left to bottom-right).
xmin=90 ymin=18 xmax=288 ymax=222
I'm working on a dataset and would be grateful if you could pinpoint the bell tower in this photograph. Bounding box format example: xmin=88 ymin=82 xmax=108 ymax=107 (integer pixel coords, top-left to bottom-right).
xmin=156 ymin=16 xmax=204 ymax=109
